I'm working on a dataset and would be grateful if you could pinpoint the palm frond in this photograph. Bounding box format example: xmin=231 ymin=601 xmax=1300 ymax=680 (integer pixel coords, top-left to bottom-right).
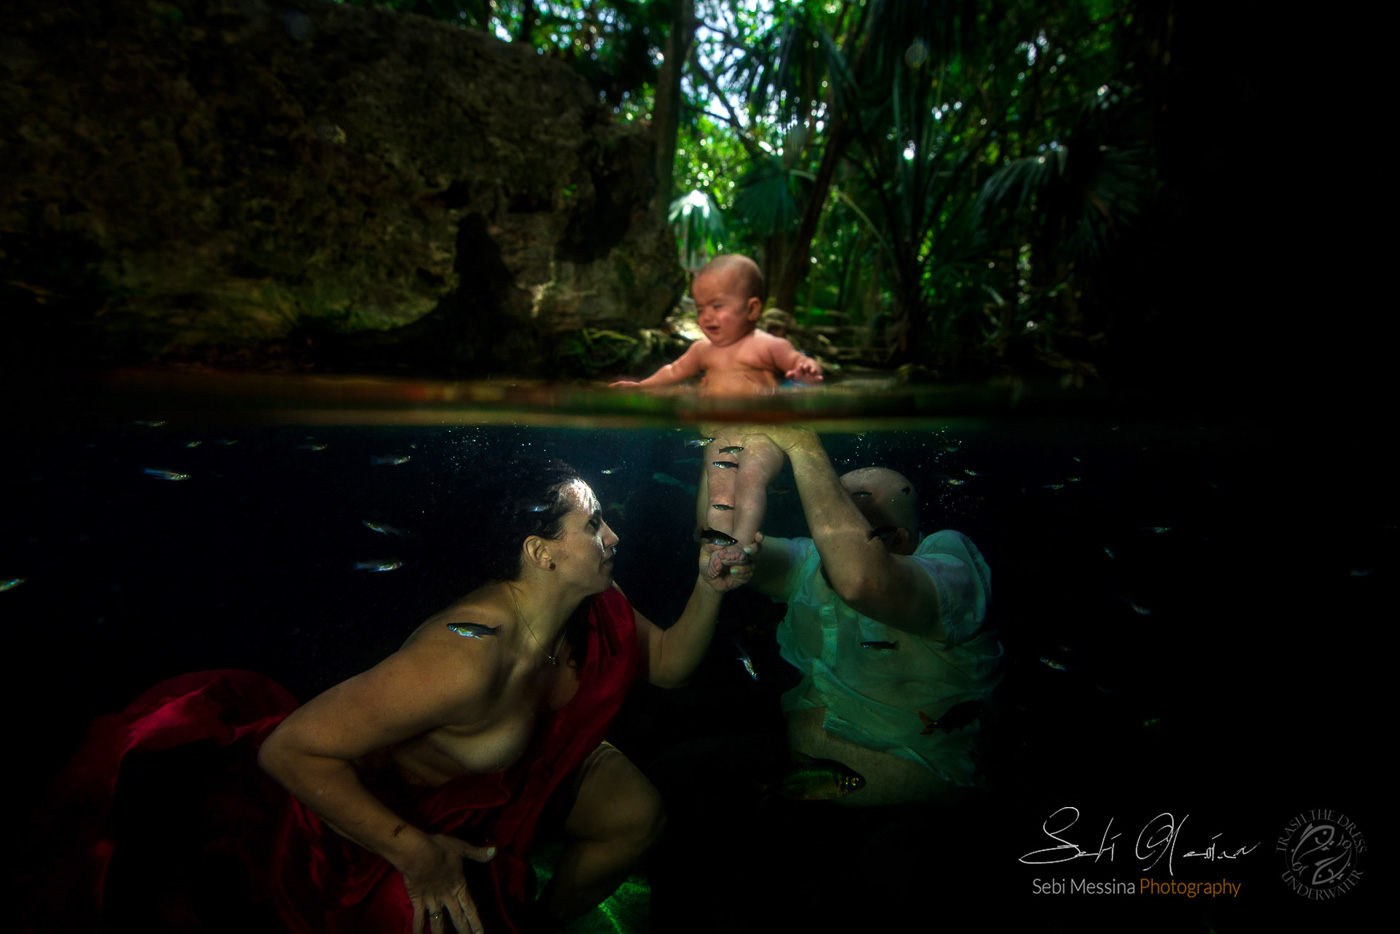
xmin=732 ymin=157 xmax=805 ymax=237
xmin=669 ymin=189 xmax=727 ymax=267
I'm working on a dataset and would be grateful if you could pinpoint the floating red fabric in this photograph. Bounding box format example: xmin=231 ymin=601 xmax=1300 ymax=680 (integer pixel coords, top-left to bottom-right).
xmin=28 ymin=587 xmax=638 ymax=934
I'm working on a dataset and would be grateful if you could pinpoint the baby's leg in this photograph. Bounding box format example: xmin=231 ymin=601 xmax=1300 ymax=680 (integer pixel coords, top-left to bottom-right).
xmin=728 ymin=435 xmax=783 ymax=547
xmin=702 ymin=432 xmax=783 ymax=578
xmin=702 ymin=431 xmax=743 ymax=539
xmin=700 ymin=431 xmax=750 ymax=579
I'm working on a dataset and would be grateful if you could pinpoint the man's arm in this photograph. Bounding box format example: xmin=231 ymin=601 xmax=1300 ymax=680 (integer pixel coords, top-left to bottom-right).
xmin=611 ymin=341 xmax=705 ymax=388
xmin=746 ymin=532 xmax=793 ymax=598
xmin=765 ymin=427 xmax=943 ymax=638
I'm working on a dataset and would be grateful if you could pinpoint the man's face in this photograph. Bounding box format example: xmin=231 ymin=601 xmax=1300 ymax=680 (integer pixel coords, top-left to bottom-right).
xmin=692 ymin=269 xmax=760 ymax=348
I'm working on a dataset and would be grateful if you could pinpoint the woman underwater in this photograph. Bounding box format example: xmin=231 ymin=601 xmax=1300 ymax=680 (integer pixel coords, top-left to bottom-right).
xmin=29 ymin=458 xmax=750 ymax=934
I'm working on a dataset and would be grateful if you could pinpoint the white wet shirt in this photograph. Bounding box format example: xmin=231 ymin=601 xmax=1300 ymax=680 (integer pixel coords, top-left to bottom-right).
xmin=773 ymin=530 xmax=1003 ymax=785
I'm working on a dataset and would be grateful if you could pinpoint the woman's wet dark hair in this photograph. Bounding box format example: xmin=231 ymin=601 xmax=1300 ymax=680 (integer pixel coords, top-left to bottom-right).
xmin=444 ymin=454 xmax=594 ymax=666
xmin=475 ymin=457 xmax=583 ymax=584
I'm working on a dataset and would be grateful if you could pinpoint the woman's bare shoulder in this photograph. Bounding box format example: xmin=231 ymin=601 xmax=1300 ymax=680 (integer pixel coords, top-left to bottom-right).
xmin=316 ymin=597 xmax=510 ymax=724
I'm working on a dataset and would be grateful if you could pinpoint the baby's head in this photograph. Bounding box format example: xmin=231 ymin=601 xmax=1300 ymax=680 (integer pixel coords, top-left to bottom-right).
xmin=696 ymin=255 xmax=764 ymax=305
xmin=692 ymin=255 xmax=764 ymax=347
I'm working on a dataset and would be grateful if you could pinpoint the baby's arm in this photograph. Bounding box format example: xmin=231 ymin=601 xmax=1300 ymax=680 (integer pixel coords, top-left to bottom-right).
xmin=611 ymin=342 xmax=705 ymax=388
xmin=766 ymin=335 xmax=823 ymax=382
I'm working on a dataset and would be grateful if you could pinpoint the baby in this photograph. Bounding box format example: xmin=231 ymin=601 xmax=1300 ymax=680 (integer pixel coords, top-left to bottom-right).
xmin=612 ymin=255 xmax=822 ymax=573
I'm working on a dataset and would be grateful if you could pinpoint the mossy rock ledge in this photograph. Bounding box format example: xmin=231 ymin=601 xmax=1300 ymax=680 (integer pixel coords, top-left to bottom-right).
xmin=1 ymin=0 xmax=683 ymax=375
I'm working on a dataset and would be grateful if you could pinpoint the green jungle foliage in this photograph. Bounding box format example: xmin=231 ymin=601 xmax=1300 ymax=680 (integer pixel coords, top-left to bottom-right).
xmin=340 ymin=0 xmax=1166 ymax=379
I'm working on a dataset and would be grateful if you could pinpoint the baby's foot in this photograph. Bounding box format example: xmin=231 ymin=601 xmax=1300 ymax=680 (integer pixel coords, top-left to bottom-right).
xmin=707 ymin=543 xmax=750 ymax=579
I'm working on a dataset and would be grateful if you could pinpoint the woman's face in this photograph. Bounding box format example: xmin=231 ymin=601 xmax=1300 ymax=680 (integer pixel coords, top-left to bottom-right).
xmin=548 ymin=480 xmax=619 ymax=593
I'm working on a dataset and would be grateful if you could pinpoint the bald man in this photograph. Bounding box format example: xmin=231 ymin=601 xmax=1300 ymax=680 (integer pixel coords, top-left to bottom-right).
xmin=740 ymin=427 xmax=1003 ymax=805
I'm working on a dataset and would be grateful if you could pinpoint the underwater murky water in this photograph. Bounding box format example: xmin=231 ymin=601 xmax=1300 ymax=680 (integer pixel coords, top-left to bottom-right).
xmin=9 ymin=374 xmax=1385 ymax=932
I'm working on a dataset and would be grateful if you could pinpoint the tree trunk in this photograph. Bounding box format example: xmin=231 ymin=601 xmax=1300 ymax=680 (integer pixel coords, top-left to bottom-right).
xmin=652 ymin=0 xmax=696 ymax=220
xmin=772 ymin=9 xmax=868 ymax=313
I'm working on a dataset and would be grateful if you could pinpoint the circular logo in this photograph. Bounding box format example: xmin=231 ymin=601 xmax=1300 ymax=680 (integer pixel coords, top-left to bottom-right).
xmin=1277 ymin=810 xmax=1366 ymax=900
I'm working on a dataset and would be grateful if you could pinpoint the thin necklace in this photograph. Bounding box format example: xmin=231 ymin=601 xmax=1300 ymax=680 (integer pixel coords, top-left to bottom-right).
xmin=508 ymin=583 xmax=558 ymax=667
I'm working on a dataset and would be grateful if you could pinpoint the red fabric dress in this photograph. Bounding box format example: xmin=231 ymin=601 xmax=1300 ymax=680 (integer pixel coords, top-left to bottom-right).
xmin=31 ymin=588 xmax=639 ymax=934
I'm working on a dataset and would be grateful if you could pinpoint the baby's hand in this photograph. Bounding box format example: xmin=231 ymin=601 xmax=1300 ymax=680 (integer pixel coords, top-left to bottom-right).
xmin=786 ymin=356 xmax=823 ymax=382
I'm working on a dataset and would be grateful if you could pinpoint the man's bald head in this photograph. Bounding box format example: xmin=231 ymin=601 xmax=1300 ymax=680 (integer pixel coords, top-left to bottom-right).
xmin=841 ymin=467 xmax=920 ymax=552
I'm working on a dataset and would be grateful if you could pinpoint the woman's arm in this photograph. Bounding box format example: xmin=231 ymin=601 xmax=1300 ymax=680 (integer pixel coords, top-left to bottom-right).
xmin=258 ymin=641 xmax=497 ymax=933
xmin=628 ymin=545 xmax=752 ymax=688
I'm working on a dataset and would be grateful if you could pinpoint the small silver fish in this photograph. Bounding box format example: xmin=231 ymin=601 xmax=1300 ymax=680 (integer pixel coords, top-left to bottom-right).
xmin=447 ymin=622 xmax=499 ymax=640
xmin=711 ymin=503 xmax=733 ymax=511
xmin=1043 ymin=483 xmax=1064 ymax=490
xmin=1040 ymin=656 xmax=1067 ymax=670
xmin=719 ymin=446 xmax=744 ymax=454
xmin=134 ymin=420 xmax=166 ymax=428
xmin=298 ymin=443 xmax=329 ymax=452
xmin=1142 ymin=526 xmax=1171 ymax=534
xmin=686 ymin=438 xmax=714 ymax=448
xmin=860 ymin=640 xmax=899 ymax=651
xmin=946 ymin=478 xmax=966 ymax=487
xmin=362 ymin=520 xmax=406 ymax=537
xmin=354 ymin=560 xmax=403 ymax=572
xmin=698 ymin=528 xmax=737 ymax=547
xmin=0 ymin=578 xmax=26 ymax=593
xmin=185 ymin=440 xmax=203 ymax=448
xmin=143 ymin=468 xmax=190 ymax=481
xmin=711 ymin=460 xmax=740 ymax=470
xmin=371 ymin=455 xmax=411 ymax=466
xmin=734 ymin=642 xmax=758 ymax=681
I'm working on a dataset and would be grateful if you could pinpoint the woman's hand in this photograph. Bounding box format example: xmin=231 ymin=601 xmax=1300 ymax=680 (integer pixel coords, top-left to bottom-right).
xmin=701 ymin=534 xmax=761 ymax=590
xmin=402 ymin=834 xmax=497 ymax=934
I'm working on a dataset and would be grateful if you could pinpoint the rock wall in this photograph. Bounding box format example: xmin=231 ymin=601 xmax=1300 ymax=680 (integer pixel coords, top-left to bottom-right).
xmin=0 ymin=0 xmax=683 ymax=374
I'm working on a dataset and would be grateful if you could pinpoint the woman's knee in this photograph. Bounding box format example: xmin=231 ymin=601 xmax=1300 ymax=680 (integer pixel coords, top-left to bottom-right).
xmin=608 ymin=764 xmax=667 ymax=849
xmin=568 ymin=745 xmax=667 ymax=848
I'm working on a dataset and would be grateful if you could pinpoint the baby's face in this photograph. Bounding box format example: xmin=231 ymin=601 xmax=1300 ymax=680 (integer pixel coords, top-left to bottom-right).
xmin=692 ymin=269 xmax=761 ymax=348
